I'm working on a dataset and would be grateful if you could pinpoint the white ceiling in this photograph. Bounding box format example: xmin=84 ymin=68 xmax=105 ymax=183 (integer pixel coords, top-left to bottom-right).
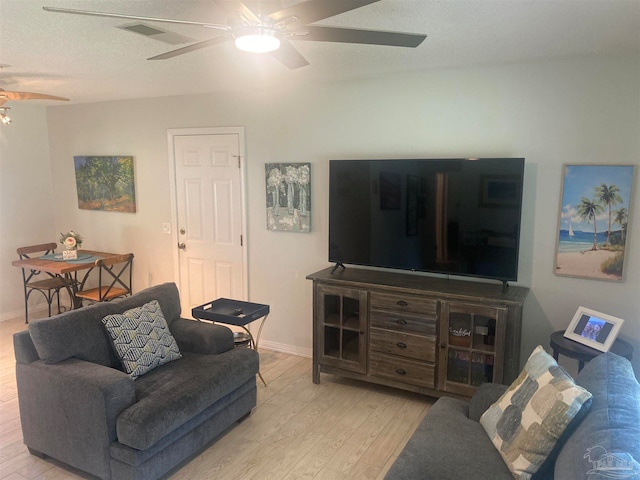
xmin=1 ymin=0 xmax=639 ymax=105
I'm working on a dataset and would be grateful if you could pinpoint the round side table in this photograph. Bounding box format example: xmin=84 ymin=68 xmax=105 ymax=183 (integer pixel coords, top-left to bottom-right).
xmin=549 ymin=330 xmax=633 ymax=372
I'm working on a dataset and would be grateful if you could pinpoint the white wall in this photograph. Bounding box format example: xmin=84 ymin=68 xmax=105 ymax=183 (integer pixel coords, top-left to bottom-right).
xmin=4 ymin=53 xmax=640 ymax=376
xmin=0 ymin=105 xmax=57 ymax=319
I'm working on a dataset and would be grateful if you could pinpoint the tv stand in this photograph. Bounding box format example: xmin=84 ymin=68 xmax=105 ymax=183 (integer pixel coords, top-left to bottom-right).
xmin=501 ymin=280 xmax=509 ymax=293
xmin=330 ymin=262 xmax=345 ymax=274
xmin=307 ymin=267 xmax=528 ymax=398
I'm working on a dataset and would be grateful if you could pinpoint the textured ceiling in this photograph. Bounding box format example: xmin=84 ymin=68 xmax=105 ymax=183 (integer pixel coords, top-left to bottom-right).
xmin=0 ymin=0 xmax=639 ymax=105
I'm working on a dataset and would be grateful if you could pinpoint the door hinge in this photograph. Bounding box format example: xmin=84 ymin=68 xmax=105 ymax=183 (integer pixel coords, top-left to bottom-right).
xmin=240 ymin=234 xmax=243 ymax=247
xmin=233 ymin=155 xmax=241 ymax=169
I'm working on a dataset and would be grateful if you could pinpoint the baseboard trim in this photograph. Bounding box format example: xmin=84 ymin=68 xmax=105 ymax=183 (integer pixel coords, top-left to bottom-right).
xmin=259 ymin=339 xmax=312 ymax=358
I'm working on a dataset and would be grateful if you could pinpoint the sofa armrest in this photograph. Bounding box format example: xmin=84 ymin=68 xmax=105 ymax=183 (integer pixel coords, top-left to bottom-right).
xmin=14 ymin=330 xmax=39 ymax=364
xmin=16 ymin=358 xmax=135 ymax=480
xmin=468 ymin=383 xmax=509 ymax=422
xmin=170 ymin=317 xmax=234 ymax=354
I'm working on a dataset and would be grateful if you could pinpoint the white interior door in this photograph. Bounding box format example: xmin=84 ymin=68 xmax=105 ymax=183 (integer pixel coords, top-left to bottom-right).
xmin=170 ymin=128 xmax=247 ymax=316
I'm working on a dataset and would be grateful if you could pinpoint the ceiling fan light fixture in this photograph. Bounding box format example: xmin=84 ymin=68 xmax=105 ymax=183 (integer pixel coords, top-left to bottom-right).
xmin=235 ymin=27 xmax=280 ymax=54
xmin=0 ymin=107 xmax=11 ymax=126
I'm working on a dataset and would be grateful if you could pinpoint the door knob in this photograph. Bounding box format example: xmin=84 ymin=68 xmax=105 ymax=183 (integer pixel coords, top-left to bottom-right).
xmin=178 ymin=242 xmax=186 ymax=250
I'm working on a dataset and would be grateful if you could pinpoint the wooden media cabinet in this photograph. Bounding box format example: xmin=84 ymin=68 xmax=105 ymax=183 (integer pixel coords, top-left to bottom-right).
xmin=307 ymin=267 xmax=528 ymax=398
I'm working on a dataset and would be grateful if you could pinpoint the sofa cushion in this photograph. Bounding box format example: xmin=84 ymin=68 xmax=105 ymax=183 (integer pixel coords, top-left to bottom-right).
xmin=116 ymin=348 xmax=259 ymax=450
xmin=112 ymin=282 xmax=182 ymax=325
xmin=384 ymin=396 xmax=513 ymax=479
xmin=29 ymin=301 xmax=121 ymax=367
xmin=102 ymin=300 xmax=182 ymax=380
xmin=554 ymin=352 xmax=640 ymax=479
xmin=170 ymin=318 xmax=234 ymax=355
xmin=480 ymin=345 xmax=592 ymax=479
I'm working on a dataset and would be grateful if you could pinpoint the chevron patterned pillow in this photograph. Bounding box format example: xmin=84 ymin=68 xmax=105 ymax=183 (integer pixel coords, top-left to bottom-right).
xmin=102 ymin=300 xmax=182 ymax=380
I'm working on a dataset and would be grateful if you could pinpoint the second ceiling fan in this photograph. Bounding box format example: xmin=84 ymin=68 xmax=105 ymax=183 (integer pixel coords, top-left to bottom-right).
xmin=43 ymin=0 xmax=427 ymax=69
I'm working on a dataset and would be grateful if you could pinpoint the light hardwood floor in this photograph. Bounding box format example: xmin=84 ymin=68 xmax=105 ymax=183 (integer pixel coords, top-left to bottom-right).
xmin=0 ymin=313 xmax=432 ymax=480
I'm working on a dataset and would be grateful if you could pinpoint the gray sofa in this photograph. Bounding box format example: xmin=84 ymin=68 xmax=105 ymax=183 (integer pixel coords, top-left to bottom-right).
xmin=13 ymin=282 xmax=259 ymax=480
xmin=385 ymin=351 xmax=640 ymax=479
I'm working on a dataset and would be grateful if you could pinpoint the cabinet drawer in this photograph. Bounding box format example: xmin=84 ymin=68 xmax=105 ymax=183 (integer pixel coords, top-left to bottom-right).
xmin=370 ymin=352 xmax=435 ymax=388
xmin=370 ymin=328 xmax=436 ymax=362
xmin=370 ymin=291 xmax=437 ymax=317
xmin=370 ymin=310 xmax=436 ymax=336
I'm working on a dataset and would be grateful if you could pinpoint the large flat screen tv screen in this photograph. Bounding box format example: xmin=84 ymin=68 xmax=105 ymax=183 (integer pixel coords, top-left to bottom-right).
xmin=329 ymin=158 xmax=525 ymax=283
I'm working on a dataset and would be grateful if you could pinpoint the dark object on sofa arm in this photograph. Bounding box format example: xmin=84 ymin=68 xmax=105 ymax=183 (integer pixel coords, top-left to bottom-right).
xmin=14 ymin=282 xmax=259 ymax=480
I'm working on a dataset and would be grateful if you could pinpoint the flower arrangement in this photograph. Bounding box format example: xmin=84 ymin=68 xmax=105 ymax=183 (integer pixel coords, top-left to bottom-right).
xmin=60 ymin=231 xmax=83 ymax=250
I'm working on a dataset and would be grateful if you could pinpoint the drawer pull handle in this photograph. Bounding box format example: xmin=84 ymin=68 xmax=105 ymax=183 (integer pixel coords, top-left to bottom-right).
xmin=397 ymin=300 xmax=408 ymax=306
xmin=396 ymin=342 xmax=407 ymax=349
xmin=396 ymin=368 xmax=407 ymax=375
xmin=396 ymin=319 xmax=408 ymax=325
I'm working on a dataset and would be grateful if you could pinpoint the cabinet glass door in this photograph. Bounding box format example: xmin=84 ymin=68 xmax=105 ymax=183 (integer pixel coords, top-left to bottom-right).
xmin=440 ymin=302 xmax=506 ymax=396
xmin=318 ymin=286 xmax=367 ymax=374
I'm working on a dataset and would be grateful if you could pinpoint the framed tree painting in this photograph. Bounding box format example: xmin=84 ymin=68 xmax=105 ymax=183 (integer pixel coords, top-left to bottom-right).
xmin=74 ymin=156 xmax=136 ymax=213
xmin=555 ymin=164 xmax=635 ymax=281
xmin=265 ymin=163 xmax=311 ymax=232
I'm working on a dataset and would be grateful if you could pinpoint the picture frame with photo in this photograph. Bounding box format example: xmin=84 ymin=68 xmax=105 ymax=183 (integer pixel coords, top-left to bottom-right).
xmin=563 ymin=306 xmax=624 ymax=352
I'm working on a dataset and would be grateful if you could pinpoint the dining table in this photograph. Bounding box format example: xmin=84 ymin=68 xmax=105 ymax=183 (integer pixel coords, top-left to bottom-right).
xmin=12 ymin=249 xmax=122 ymax=310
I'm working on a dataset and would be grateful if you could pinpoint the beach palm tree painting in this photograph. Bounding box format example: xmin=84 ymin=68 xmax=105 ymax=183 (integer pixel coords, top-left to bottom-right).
xmin=555 ymin=164 xmax=635 ymax=281
xmin=265 ymin=163 xmax=311 ymax=232
xmin=74 ymin=156 xmax=136 ymax=212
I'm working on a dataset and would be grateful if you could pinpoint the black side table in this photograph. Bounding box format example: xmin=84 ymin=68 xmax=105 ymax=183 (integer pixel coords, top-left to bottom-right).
xmin=550 ymin=330 xmax=633 ymax=372
xmin=192 ymin=298 xmax=270 ymax=386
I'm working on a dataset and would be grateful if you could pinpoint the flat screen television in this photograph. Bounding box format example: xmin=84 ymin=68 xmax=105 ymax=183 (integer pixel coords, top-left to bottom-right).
xmin=328 ymin=158 xmax=525 ymax=285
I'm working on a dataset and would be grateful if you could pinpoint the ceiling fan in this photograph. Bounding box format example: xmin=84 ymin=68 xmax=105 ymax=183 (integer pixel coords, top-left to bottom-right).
xmin=0 ymin=88 xmax=70 ymax=125
xmin=43 ymin=0 xmax=427 ymax=69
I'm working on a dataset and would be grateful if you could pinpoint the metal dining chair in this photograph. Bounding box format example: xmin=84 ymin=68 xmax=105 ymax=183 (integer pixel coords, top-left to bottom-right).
xmin=75 ymin=253 xmax=134 ymax=304
xmin=17 ymin=243 xmax=73 ymax=324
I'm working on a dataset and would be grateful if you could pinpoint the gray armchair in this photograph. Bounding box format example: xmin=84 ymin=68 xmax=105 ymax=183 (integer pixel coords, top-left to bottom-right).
xmin=14 ymin=283 xmax=258 ymax=480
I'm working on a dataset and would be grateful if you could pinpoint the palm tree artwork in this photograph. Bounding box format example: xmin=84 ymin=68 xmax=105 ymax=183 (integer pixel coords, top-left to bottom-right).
xmin=595 ymin=183 xmax=622 ymax=247
xmin=613 ymin=208 xmax=628 ymax=243
xmin=556 ymin=165 xmax=635 ymax=281
xmin=576 ymin=197 xmax=604 ymax=251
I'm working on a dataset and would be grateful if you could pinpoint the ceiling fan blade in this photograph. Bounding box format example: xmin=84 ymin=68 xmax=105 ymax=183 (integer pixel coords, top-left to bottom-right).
xmin=42 ymin=6 xmax=231 ymax=31
xmin=269 ymin=0 xmax=381 ymax=25
xmin=212 ymin=1 xmax=260 ymax=24
xmin=268 ymin=39 xmax=309 ymax=69
xmin=148 ymin=35 xmax=232 ymax=60
xmin=240 ymin=1 xmax=288 ymax=18
xmin=0 ymin=89 xmax=69 ymax=102
xmin=295 ymin=25 xmax=426 ymax=48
